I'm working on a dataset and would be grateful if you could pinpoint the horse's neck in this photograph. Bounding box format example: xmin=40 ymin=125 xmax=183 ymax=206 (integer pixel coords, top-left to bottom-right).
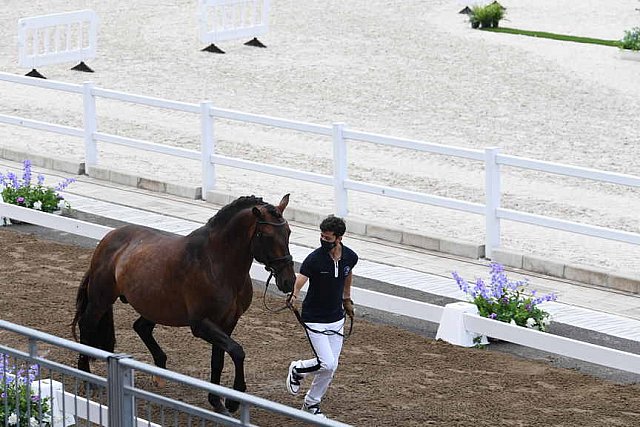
xmin=209 ymin=213 xmax=255 ymax=269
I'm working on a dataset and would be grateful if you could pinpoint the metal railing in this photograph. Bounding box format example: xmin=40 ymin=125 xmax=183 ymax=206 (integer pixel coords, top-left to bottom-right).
xmin=0 ymin=320 xmax=350 ymax=426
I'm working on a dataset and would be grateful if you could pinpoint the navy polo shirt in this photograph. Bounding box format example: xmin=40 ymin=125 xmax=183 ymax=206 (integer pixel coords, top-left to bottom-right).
xmin=300 ymin=244 xmax=358 ymax=323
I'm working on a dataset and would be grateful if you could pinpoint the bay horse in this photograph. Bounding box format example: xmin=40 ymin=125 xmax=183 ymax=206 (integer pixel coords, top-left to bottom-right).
xmin=71 ymin=194 xmax=295 ymax=414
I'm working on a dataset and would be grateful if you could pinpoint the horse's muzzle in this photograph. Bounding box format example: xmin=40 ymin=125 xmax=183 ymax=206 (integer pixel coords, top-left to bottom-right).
xmin=269 ymin=256 xmax=295 ymax=293
xmin=276 ymin=271 xmax=295 ymax=294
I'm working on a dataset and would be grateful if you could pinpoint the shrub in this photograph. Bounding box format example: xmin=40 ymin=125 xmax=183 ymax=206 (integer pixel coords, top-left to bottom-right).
xmin=452 ymin=263 xmax=557 ymax=332
xmin=470 ymin=2 xmax=505 ymax=29
xmin=620 ymin=27 xmax=640 ymax=50
xmin=0 ymin=160 xmax=75 ymax=213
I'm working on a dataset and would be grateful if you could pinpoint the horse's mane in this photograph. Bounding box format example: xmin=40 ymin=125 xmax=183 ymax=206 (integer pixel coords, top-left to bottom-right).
xmin=207 ymin=195 xmax=282 ymax=229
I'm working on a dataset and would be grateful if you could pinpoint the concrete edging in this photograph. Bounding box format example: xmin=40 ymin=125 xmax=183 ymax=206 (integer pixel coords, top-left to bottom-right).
xmin=87 ymin=166 xmax=202 ymax=200
xmin=491 ymin=249 xmax=640 ymax=295
xmin=0 ymin=148 xmax=85 ymax=175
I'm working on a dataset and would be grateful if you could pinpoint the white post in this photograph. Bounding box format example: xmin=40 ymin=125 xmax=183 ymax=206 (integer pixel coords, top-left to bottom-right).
xmin=82 ymin=81 xmax=98 ymax=168
xmin=484 ymin=147 xmax=501 ymax=259
xmin=0 ymin=190 xmax=8 ymax=226
xmin=332 ymin=122 xmax=348 ymax=217
xmin=200 ymin=101 xmax=216 ymax=200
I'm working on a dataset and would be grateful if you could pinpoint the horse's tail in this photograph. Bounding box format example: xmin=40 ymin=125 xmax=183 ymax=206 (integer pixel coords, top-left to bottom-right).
xmin=71 ymin=272 xmax=90 ymax=342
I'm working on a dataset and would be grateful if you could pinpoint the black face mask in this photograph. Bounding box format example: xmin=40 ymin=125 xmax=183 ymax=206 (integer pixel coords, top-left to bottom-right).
xmin=320 ymin=239 xmax=336 ymax=252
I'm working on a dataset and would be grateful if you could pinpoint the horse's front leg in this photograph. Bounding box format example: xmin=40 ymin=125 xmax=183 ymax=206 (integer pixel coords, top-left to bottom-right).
xmin=191 ymin=318 xmax=246 ymax=414
xmin=207 ymin=346 xmax=228 ymax=415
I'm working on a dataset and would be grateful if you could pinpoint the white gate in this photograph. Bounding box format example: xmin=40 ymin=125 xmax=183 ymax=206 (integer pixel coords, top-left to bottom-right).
xmin=198 ymin=0 xmax=269 ymax=47
xmin=18 ymin=9 xmax=98 ymax=74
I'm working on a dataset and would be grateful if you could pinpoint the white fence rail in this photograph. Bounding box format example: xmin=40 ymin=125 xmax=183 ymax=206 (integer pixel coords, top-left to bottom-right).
xmin=18 ymin=10 xmax=98 ymax=69
xmin=1 ymin=72 xmax=640 ymax=259
xmin=1 ymin=206 xmax=638 ymax=377
xmin=0 ymin=202 xmax=111 ymax=240
xmin=463 ymin=313 xmax=640 ymax=375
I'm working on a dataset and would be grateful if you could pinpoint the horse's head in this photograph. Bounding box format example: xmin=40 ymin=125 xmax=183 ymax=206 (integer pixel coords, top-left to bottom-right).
xmin=250 ymin=194 xmax=295 ymax=293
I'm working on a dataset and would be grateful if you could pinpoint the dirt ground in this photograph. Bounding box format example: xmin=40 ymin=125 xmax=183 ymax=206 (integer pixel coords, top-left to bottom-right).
xmin=0 ymin=228 xmax=639 ymax=427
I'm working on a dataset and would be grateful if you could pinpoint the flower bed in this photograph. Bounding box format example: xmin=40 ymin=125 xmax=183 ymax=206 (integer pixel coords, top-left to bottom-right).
xmin=0 ymin=160 xmax=75 ymax=224
xmin=452 ymin=263 xmax=557 ymax=332
xmin=1 ymin=354 xmax=52 ymax=426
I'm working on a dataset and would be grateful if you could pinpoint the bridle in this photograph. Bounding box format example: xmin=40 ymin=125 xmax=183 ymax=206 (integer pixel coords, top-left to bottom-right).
xmin=252 ymin=219 xmax=293 ymax=279
xmin=252 ymin=218 xmax=295 ymax=314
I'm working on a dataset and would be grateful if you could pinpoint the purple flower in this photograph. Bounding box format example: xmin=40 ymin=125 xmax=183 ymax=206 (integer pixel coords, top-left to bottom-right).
xmin=28 ymin=364 xmax=40 ymax=382
xmin=473 ymin=278 xmax=489 ymax=299
xmin=22 ymin=159 xmax=32 ymax=186
xmin=7 ymin=172 xmax=19 ymax=188
xmin=452 ymin=271 xmax=470 ymax=294
xmin=489 ymin=313 xmax=497 ymax=319
xmin=17 ymin=196 xmax=25 ymax=204
xmin=37 ymin=174 xmax=45 ymax=185
xmin=55 ymin=177 xmax=76 ymax=191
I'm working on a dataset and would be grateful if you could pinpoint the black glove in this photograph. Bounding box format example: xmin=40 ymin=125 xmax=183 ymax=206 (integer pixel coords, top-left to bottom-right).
xmin=343 ymin=298 xmax=355 ymax=318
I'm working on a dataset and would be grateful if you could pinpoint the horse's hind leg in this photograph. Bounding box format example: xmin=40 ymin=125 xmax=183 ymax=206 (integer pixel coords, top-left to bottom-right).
xmin=133 ymin=316 xmax=167 ymax=386
xmin=77 ymin=302 xmax=115 ymax=372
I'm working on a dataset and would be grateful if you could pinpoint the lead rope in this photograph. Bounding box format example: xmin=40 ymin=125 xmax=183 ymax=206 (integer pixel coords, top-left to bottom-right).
xmin=261 ymin=271 xmax=354 ymax=337
xmin=261 ymin=271 xmax=291 ymax=313
xmin=286 ymin=296 xmax=353 ymax=339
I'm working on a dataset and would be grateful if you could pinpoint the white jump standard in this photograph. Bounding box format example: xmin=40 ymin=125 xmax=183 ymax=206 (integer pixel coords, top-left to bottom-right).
xmin=18 ymin=9 xmax=98 ymax=79
xmin=198 ymin=0 xmax=270 ymax=54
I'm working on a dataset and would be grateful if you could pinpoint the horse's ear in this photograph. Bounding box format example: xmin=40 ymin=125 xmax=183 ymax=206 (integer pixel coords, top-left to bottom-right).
xmin=252 ymin=206 xmax=264 ymax=219
xmin=278 ymin=193 xmax=290 ymax=213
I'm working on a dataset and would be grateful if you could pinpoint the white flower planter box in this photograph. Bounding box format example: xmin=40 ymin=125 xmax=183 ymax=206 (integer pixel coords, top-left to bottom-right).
xmin=619 ymin=49 xmax=640 ymax=62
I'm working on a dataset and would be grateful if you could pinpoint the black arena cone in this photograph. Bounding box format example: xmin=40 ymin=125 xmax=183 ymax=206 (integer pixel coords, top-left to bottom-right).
xmin=25 ymin=69 xmax=46 ymax=79
xmin=71 ymin=61 xmax=94 ymax=72
xmin=201 ymin=44 xmax=225 ymax=54
xmin=244 ymin=37 xmax=266 ymax=48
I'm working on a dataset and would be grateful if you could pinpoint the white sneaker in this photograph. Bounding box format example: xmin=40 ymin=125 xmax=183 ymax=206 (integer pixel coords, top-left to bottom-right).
xmin=302 ymin=402 xmax=327 ymax=418
xmin=286 ymin=361 xmax=302 ymax=395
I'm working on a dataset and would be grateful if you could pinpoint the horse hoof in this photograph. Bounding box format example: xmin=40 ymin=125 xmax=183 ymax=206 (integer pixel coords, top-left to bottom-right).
xmin=151 ymin=375 xmax=166 ymax=388
xmin=225 ymin=398 xmax=240 ymax=413
xmin=214 ymin=405 xmax=231 ymax=417
xmin=208 ymin=395 xmax=230 ymax=416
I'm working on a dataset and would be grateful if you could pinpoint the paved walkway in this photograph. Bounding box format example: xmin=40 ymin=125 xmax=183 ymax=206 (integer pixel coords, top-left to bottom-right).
xmin=2 ymin=159 xmax=640 ymax=346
